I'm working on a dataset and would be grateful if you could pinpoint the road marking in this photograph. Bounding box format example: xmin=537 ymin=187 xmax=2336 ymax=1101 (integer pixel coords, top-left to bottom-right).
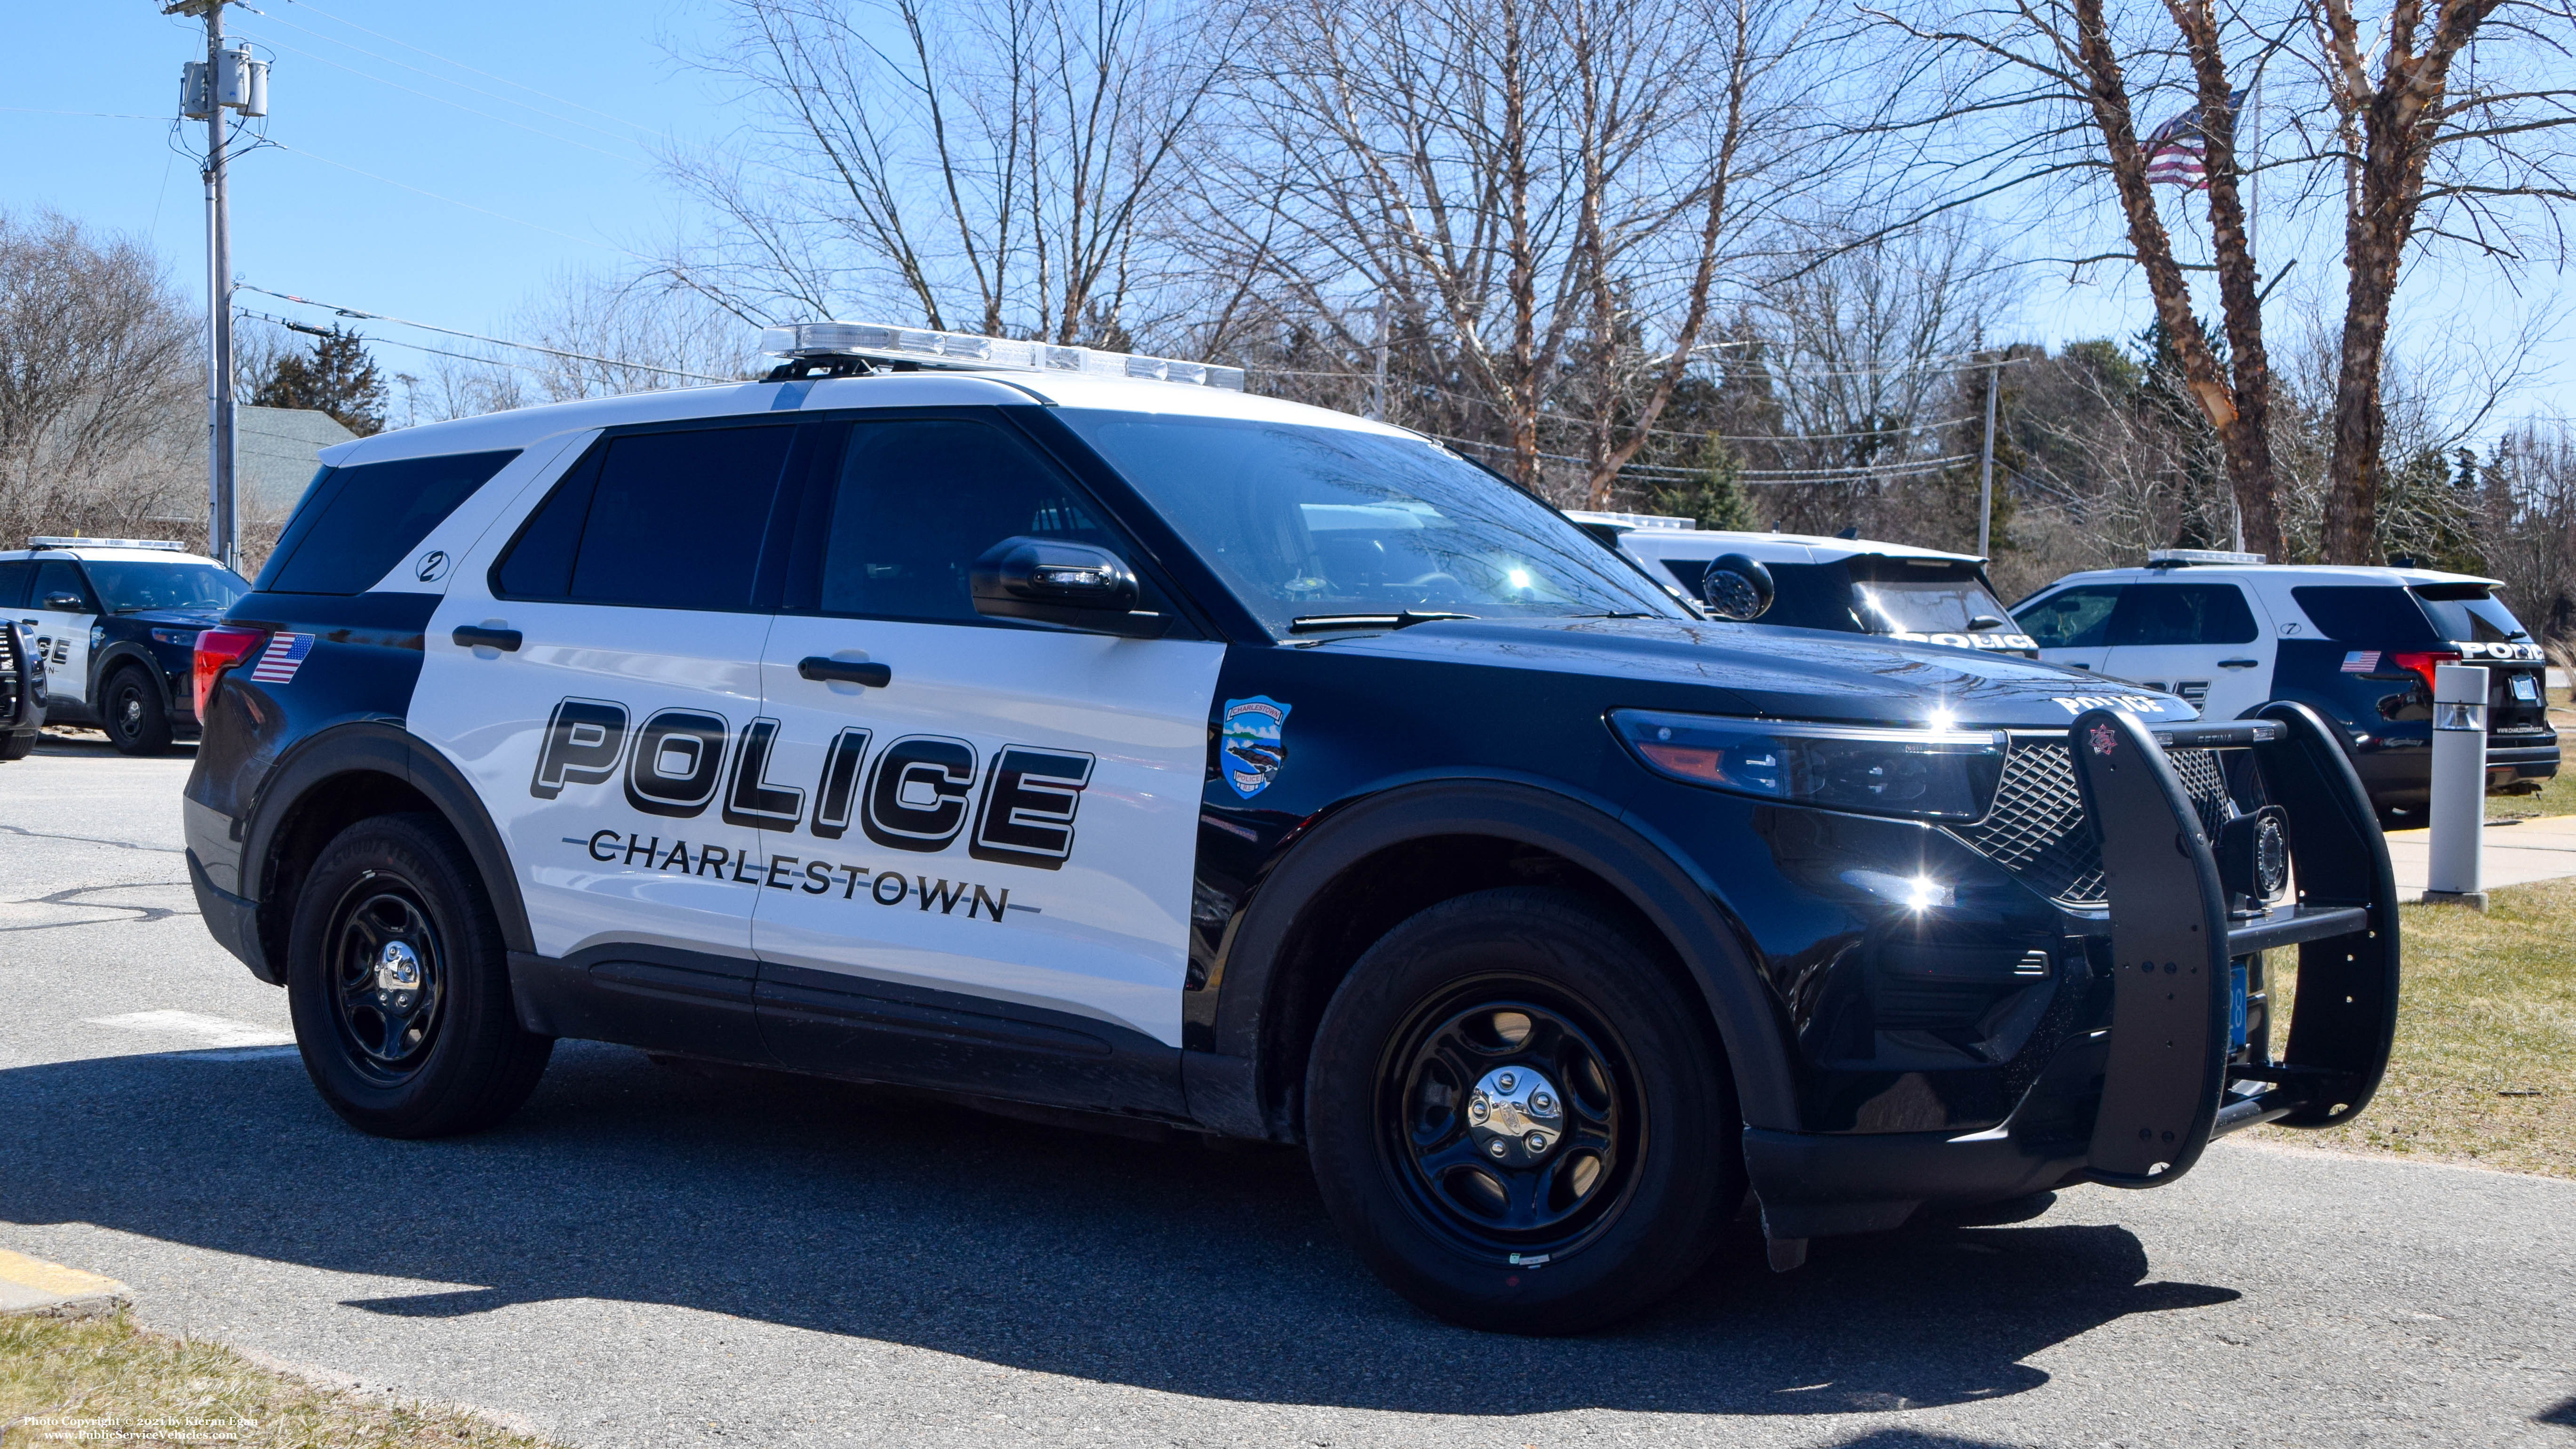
xmin=85 ymin=1010 xmax=294 ymax=1052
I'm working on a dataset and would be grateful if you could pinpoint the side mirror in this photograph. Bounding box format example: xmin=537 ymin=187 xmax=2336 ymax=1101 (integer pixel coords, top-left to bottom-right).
xmin=41 ymin=592 xmax=86 ymax=613
xmin=970 ymin=536 xmax=1165 ymax=637
xmin=1697 ymin=553 xmax=1774 ymax=621
xmin=1969 ymin=613 xmax=2009 ymax=631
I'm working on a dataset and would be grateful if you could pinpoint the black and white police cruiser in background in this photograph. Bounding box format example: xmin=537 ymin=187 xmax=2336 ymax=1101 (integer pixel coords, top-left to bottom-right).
xmin=188 ymin=322 xmax=2404 ymax=1334
xmin=1570 ymin=515 xmax=2039 ymax=657
xmin=2014 ymin=549 xmax=2559 ymax=820
xmin=0 ymin=538 xmax=251 ymax=754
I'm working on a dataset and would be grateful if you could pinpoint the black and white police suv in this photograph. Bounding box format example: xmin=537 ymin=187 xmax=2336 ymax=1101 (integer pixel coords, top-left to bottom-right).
xmin=186 ymin=323 xmax=2401 ymax=1334
xmin=0 ymin=539 xmax=251 ymax=754
xmin=2015 ymin=551 xmax=2559 ymax=818
xmin=1568 ymin=515 xmax=2039 ymax=657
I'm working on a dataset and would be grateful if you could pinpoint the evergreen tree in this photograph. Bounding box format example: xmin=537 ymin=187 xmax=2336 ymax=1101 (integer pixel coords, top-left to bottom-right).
xmin=250 ymin=325 xmax=387 ymax=436
xmin=1649 ymin=434 xmax=1754 ymax=532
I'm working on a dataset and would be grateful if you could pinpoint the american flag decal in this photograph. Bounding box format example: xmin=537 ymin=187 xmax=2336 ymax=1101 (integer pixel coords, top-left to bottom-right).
xmin=2340 ymin=650 xmax=2380 ymax=673
xmin=248 ymin=633 xmax=314 ymax=684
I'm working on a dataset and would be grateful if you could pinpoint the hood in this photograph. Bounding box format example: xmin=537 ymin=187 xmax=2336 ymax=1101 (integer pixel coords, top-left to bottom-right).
xmin=1317 ymin=616 xmax=2195 ymax=730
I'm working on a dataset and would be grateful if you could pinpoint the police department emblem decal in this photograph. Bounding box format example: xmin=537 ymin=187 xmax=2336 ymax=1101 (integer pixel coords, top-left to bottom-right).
xmin=1221 ymin=696 xmax=1291 ymax=799
xmin=2089 ymin=721 xmax=2118 ymax=758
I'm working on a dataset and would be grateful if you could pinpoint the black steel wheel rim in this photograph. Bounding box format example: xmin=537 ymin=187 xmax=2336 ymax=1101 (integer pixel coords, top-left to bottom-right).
xmin=326 ymin=880 xmax=447 ymax=1084
xmin=1375 ymin=978 xmax=1641 ymax=1258
xmin=111 ymin=680 xmax=146 ymax=742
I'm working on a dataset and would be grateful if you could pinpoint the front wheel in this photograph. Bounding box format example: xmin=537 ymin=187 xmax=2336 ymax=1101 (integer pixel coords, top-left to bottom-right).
xmin=1305 ymin=887 xmax=1742 ymax=1334
xmin=102 ymin=668 xmax=172 ymax=755
xmin=286 ymin=813 xmax=552 ymax=1138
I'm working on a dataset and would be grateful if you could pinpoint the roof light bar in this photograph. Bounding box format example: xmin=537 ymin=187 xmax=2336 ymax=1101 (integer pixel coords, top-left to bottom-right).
xmin=1566 ymin=510 xmax=1697 ymax=532
xmin=758 ymin=322 xmax=1245 ymax=392
xmin=2146 ymin=548 xmax=2266 ymax=567
xmin=28 ymin=536 xmax=186 ymax=551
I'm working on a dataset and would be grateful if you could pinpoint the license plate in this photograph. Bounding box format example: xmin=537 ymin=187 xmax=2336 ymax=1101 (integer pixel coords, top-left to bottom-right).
xmin=2511 ymin=673 xmax=2541 ymax=704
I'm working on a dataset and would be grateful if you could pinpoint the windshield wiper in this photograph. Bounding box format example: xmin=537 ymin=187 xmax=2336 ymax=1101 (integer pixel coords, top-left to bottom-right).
xmin=1288 ymin=610 xmax=1477 ymax=634
xmin=1573 ymin=611 xmax=1662 ymax=620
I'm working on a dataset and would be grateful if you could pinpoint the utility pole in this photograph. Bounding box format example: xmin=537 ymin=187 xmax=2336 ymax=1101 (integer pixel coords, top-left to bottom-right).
xmin=1975 ymin=358 xmax=2000 ymax=559
xmin=171 ymin=1 xmax=265 ymax=574
xmin=1368 ymin=300 xmax=1390 ymax=422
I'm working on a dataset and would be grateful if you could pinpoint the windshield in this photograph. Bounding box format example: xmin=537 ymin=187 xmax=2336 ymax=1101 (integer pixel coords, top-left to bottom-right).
xmin=82 ymin=561 xmax=247 ymax=614
xmin=1848 ymin=563 xmax=2012 ymax=634
xmin=2411 ymin=584 xmax=2529 ymax=643
xmin=1058 ymin=412 xmax=1686 ymax=634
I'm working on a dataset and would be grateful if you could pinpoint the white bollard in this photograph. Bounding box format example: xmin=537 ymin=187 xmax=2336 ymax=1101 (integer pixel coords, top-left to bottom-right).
xmin=2424 ymin=661 xmax=2490 ymax=908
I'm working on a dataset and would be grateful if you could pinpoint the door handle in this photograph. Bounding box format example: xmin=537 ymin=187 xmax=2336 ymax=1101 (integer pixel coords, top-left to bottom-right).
xmin=2218 ymin=658 xmax=2259 ymax=669
xmin=452 ymin=625 xmax=523 ymax=652
xmin=799 ymin=656 xmax=891 ymax=687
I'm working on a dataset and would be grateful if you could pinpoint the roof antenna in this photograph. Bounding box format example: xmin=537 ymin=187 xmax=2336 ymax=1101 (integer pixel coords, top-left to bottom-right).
xmin=1835 ymin=525 xmax=1860 ymax=540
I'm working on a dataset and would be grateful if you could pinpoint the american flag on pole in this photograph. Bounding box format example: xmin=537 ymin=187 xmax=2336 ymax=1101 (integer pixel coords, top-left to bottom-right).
xmin=2142 ymin=89 xmax=2248 ymax=189
xmin=248 ymin=632 xmax=314 ymax=685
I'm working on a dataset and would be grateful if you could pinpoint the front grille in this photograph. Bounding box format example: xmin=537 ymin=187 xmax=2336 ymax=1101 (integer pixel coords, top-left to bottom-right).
xmin=1948 ymin=737 xmax=2238 ymax=907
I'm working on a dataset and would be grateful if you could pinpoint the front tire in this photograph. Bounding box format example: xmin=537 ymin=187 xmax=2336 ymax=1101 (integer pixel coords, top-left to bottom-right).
xmin=1305 ymin=887 xmax=1742 ymax=1334
xmin=286 ymin=813 xmax=552 ymax=1138
xmin=102 ymin=668 xmax=172 ymax=755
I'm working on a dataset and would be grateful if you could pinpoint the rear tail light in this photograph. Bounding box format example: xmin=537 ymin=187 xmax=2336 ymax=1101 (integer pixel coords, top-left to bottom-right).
xmin=2387 ymin=650 xmax=2460 ymax=697
xmin=192 ymin=627 xmax=268 ymax=720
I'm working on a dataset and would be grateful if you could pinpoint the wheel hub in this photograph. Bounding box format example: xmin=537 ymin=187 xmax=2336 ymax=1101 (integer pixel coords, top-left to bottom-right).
xmin=374 ymin=939 xmax=424 ymax=1000
xmin=1466 ymin=1064 xmax=1564 ymax=1165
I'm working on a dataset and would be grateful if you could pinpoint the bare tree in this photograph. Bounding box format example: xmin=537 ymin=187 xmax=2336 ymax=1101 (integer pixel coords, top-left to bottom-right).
xmin=1191 ymin=0 xmax=1824 ymax=505
xmin=2307 ymin=0 xmax=2576 ymax=562
xmin=0 ymin=210 xmax=201 ymax=548
xmin=668 ymin=0 xmax=1225 ymax=343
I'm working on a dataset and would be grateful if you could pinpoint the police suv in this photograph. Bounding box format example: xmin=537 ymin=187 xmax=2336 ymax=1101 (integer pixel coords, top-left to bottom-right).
xmin=1570 ymin=516 xmax=2038 ymax=657
xmin=186 ymin=323 xmax=2401 ymax=1334
xmin=2015 ymin=552 xmax=2559 ymax=817
xmin=0 ymin=539 xmax=251 ymax=754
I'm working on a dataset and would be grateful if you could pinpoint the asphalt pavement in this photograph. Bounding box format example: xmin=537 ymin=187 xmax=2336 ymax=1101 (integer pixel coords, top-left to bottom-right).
xmin=4 ymin=733 xmax=2573 ymax=1448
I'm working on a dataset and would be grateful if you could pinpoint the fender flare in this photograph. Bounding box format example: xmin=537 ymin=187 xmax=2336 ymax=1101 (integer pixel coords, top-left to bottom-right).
xmin=241 ymin=720 xmax=534 ymax=957
xmin=1208 ymin=776 xmax=1797 ymax=1133
xmin=88 ymin=643 xmax=172 ymax=712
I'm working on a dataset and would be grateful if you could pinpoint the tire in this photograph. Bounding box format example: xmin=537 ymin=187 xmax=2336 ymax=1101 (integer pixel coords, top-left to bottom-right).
xmin=286 ymin=812 xmax=553 ymax=1138
xmin=101 ymin=668 xmax=172 ymax=755
xmin=1304 ymin=887 xmax=1742 ymax=1334
xmin=0 ymin=730 xmax=32 ymax=762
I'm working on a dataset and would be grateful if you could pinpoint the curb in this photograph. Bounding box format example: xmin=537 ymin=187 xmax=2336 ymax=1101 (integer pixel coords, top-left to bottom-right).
xmin=0 ymin=1248 xmax=130 ymax=1320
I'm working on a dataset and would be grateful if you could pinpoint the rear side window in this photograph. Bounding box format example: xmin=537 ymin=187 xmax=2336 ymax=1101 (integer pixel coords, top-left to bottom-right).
xmin=0 ymin=560 xmax=31 ymax=609
xmin=2291 ymin=585 xmax=2440 ymax=646
xmin=257 ymin=449 xmax=520 ymax=595
xmin=2410 ymin=583 xmax=2530 ymax=644
xmin=2110 ymin=583 xmax=2258 ymax=646
xmin=495 ymin=425 xmax=799 ymax=611
xmin=2016 ymin=585 xmax=2123 ymax=648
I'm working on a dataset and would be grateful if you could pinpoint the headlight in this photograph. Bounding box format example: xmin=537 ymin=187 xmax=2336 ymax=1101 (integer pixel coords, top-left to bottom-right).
xmin=1610 ymin=709 xmax=2007 ymax=821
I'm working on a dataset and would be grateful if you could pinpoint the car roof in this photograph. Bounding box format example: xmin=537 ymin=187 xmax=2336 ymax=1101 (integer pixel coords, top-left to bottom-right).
xmin=2030 ymin=562 xmax=2504 ymax=591
xmin=319 ymin=369 xmax=1425 ymax=468
xmin=1608 ymin=526 xmax=1985 ymax=567
xmin=1 ymin=546 xmax=227 ymax=567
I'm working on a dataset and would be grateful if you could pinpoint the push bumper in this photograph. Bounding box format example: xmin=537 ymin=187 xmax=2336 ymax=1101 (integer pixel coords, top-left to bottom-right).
xmin=1749 ymin=702 xmax=2400 ymax=1243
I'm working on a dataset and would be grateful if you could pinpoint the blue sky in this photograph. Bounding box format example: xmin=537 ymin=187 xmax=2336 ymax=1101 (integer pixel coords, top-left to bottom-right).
xmin=9 ymin=0 xmax=2568 ymax=431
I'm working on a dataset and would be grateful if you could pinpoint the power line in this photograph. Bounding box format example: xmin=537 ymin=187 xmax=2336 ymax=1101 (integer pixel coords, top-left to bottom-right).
xmin=247 ymin=8 xmax=659 ymax=154
xmin=236 ymin=33 xmax=638 ymax=162
xmin=237 ymin=287 xmax=738 ymax=382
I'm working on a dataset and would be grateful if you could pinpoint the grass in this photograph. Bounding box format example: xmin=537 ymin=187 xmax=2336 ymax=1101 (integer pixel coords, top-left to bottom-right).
xmin=0 ymin=1312 xmax=558 ymax=1449
xmin=2251 ymin=876 xmax=2576 ymax=1177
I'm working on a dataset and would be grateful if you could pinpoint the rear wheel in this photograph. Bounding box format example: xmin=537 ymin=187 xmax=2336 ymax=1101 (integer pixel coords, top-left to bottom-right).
xmin=102 ymin=668 xmax=172 ymax=755
xmin=286 ymin=813 xmax=552 ymax=1137
xmin=0 ymin=730 xmax=32 ymax=761
xmin=1305 ymin=887 xmax=1741 ymax=1334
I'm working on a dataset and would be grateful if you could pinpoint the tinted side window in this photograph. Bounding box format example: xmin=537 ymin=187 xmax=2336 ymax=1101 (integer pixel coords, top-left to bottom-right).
xmin=0 ymin=560 xmax=32 ymax=609
xmin=32 ymin=561 xmax=96 ymax=613
xmin=503 ymin=426 xmax=798 ymax=611
xmin=2111 ymin=583 xmax=2258 ymax=646
xmin=807 ymin=420 xmax=1115 ymax=624
xmin=258 ymin=450 xmax=521 ymax=595
xmin=2016 ymin=585 xmax=2123 ymax=648
xmin=2291 ymin=585 xmax=2439 ymax=645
